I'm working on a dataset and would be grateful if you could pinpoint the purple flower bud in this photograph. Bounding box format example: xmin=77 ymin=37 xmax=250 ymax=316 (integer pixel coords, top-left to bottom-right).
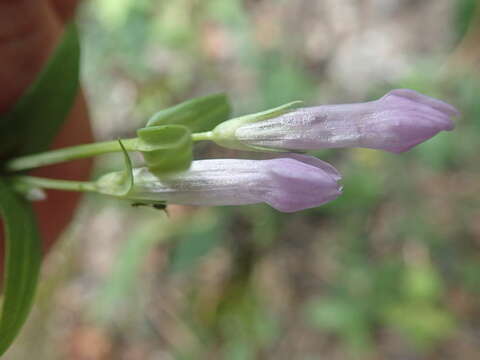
xmin=99 ymin=156 xmax=342 ymax=212
xmin=233 ymin=89 xmax=459 ymax=153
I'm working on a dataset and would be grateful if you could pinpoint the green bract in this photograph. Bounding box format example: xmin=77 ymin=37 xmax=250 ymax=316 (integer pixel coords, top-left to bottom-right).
xmin=147 ymin=93 xmax=231 ymax=133
xmin=210 ymin=101 xmax=302 ymax=152
xmin=95 ymin=140 xmax=135 ymax=198
xmin=136 ymin=125 xmax=193 ymax=175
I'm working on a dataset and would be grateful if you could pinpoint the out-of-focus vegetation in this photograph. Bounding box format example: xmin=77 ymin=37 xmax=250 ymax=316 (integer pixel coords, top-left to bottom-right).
xmin=6 ymin=0 xmax=480 ymax=359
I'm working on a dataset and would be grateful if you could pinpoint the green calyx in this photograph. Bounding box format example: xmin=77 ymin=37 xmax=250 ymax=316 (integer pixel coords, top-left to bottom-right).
xmin=146 ymin=93 xmax=231 ymax=133
xmin=210 ymin=101 xmax=302 ymax=152
xmin=136 ymin=124 xmax=193 ymax=176
xmin=138 ymin=93 xmax=230 ymax=175
xmin=96 ymin=126 xmax=193 ymax=197
xmin=96 ymin=139 xmax=134 ymax=197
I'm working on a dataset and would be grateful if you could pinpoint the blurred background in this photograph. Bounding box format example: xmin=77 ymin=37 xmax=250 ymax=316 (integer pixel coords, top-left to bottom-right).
xmin=6 ymin=0 xmax=480 ymax=359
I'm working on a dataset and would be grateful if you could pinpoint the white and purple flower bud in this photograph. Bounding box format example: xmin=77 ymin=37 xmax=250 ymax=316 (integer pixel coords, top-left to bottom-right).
xmin=96 ymin=155 xmax=342 ymax=212
xmin=212 ymin=89 xmax=459 ymax=153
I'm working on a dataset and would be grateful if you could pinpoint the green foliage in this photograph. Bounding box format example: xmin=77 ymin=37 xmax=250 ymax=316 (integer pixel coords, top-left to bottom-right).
xmin=0 ymin=24 xmax=80 ymax=157
xmin=454 ymin=0 xmax=478 ymax=41
xmin=146 ymin=93 xmax=232 ymax=133
xmin=0 ymin=180 xmax=42 ymax=355
xmin=0 ymin=24 xmax=80 ymax=355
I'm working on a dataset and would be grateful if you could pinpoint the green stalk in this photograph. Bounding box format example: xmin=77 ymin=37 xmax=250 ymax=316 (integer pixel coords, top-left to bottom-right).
xmin=191 ymin=131 xmax=213 ymax=141
xmin=5 ymin=138 xmax=138 ymax=172
xmin=11 ymin=176 xmax=97 ymax=193
xmin=6 ymin=132 xmax=212 ymax=172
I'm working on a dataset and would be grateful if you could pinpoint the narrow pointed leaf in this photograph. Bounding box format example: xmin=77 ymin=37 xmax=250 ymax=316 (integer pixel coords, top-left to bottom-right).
xmin=0 ymin=180 xmax=41 ymax=355
xmin=94 ymin=141 xmax=135 ymax=197
xmin=117 ymin=139 xmax=134 ymax=196
xmin=0 ymin=23 xmax=80 ymax=156
xmin=146 ymin=93 xmax=231 ymax=132
xmin=0 ymin=22 xmax=80 ymax=355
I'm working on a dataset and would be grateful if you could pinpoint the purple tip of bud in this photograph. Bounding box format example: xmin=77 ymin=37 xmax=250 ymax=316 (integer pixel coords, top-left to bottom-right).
xmin=386 ymin=89 xmax=460 ymax=118
xmin=374 ymin=89 xmax=459 ymax=153
xmin=235 ymin=88 xmax=459 ymax=154
xmin=128 ymin=156 xmax=342 ymax=212
xmin=263 ymin=156 xmax=342 ymax=212
xmin=270 ymin=153 xmax=342 ymax=181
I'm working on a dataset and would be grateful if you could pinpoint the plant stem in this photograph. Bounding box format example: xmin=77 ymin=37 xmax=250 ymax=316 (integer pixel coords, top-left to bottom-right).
xmin=191 ymin=131 xmax=213 ymax=141
xmin=6 ymin=138 xmax=138 ymax=172
xmin=12 ymin=176 xmax=97 ymax=192
xmin=6 ymin=132 xmax=213 ymax=172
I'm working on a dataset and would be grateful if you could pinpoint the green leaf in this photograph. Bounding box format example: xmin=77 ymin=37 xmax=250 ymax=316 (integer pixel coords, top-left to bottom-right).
xmin=146 ymin=93 xmax=232 ymax=133
xmin=136 ymin=125 xmax=192 ymax=175
xmin=0 ymin=180 xmax=41 ymax=355
xmin=0 ymin=23 xmax=80 ymax=156
xmin=0 ymin=24 xmax=80 ymax=355
xmin=0 ymin=23 xmax=79 ymax=356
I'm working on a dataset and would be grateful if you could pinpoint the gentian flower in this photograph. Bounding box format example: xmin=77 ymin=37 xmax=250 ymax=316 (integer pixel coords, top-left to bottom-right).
xmin=96 ymin=155 xmax=342 ymax=212
xmin=212 ymin=89 xmax=459 ymax=153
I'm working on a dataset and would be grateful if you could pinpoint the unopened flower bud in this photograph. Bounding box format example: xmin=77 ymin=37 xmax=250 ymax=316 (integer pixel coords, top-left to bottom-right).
xmin=96 ymin=155 xmax=342 ymax=212
xmin=212 ymin=89 xmax=459 ymax=153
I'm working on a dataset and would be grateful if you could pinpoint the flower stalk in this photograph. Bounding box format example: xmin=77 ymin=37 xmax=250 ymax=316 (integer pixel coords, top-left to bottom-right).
xmin=11 ymin=176 xmax=97 ymax=193
xmin=5 ymin=138 xmax=138 ymax=172
xmin=7 ymin=129 xmax=198 ymax=172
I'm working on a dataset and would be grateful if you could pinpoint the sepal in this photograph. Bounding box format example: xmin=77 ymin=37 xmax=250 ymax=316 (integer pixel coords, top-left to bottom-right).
xmin=136 ymin=125 xmax=193 ymax=175
xmin=146 ymin=93 xmax=231 ymax=133
xmin=96 ymin=139 xmax=134 ymax=196
xmin=211 ymin=101 xmax=302 ymax=151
